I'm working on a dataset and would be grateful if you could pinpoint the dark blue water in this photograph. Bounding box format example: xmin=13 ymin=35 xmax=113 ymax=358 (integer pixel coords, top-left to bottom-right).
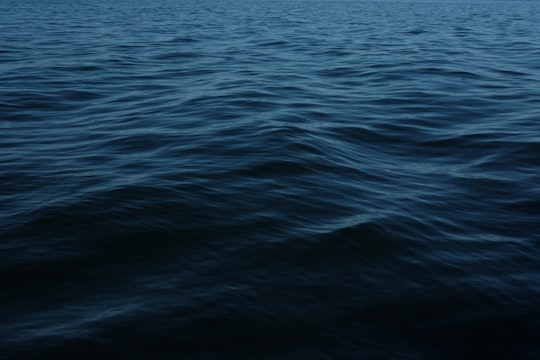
xmin=2 ymin=0 xmax=540 ymax=358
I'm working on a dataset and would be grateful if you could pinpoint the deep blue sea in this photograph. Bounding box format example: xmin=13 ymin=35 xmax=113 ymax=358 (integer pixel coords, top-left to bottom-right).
xmin=1 ymin=0 xmax=540 ymax=358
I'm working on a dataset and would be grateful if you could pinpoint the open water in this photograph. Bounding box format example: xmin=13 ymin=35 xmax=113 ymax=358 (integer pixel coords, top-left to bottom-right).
xmin=1 ymin=0 xmax=540 ymax=358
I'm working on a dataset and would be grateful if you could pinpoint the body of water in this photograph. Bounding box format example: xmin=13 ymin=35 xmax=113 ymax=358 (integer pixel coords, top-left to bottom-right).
xmin=1 ymin=0 xmax=540 ymax=358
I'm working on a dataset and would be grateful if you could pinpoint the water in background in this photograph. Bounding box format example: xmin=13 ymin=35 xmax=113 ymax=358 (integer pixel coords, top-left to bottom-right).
xmin=1 ymin=0 xmax=540 ymax=358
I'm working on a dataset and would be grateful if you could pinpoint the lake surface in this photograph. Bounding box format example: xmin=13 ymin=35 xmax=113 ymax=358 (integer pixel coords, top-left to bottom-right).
xmin=1 ymin=0 xmax=540 ymax=358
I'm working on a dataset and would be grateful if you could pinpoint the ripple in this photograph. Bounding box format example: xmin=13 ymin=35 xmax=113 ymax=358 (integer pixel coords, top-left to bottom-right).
xmin=2 ymin=0 xmax=540 ymax=358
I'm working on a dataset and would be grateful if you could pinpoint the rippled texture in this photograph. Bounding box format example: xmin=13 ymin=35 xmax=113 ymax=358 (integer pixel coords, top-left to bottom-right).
xmin=2 ymin=0 xmax=540 ymax=358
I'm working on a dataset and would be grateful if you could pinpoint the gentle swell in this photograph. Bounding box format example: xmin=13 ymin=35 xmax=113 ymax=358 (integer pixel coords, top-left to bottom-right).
xmin=1 ymin=0 xmax=540 ymax=359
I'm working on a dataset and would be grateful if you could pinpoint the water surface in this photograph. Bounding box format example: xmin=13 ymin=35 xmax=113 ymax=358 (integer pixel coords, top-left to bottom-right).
xmin=1 ymin=0 xmax=540 ymax=358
